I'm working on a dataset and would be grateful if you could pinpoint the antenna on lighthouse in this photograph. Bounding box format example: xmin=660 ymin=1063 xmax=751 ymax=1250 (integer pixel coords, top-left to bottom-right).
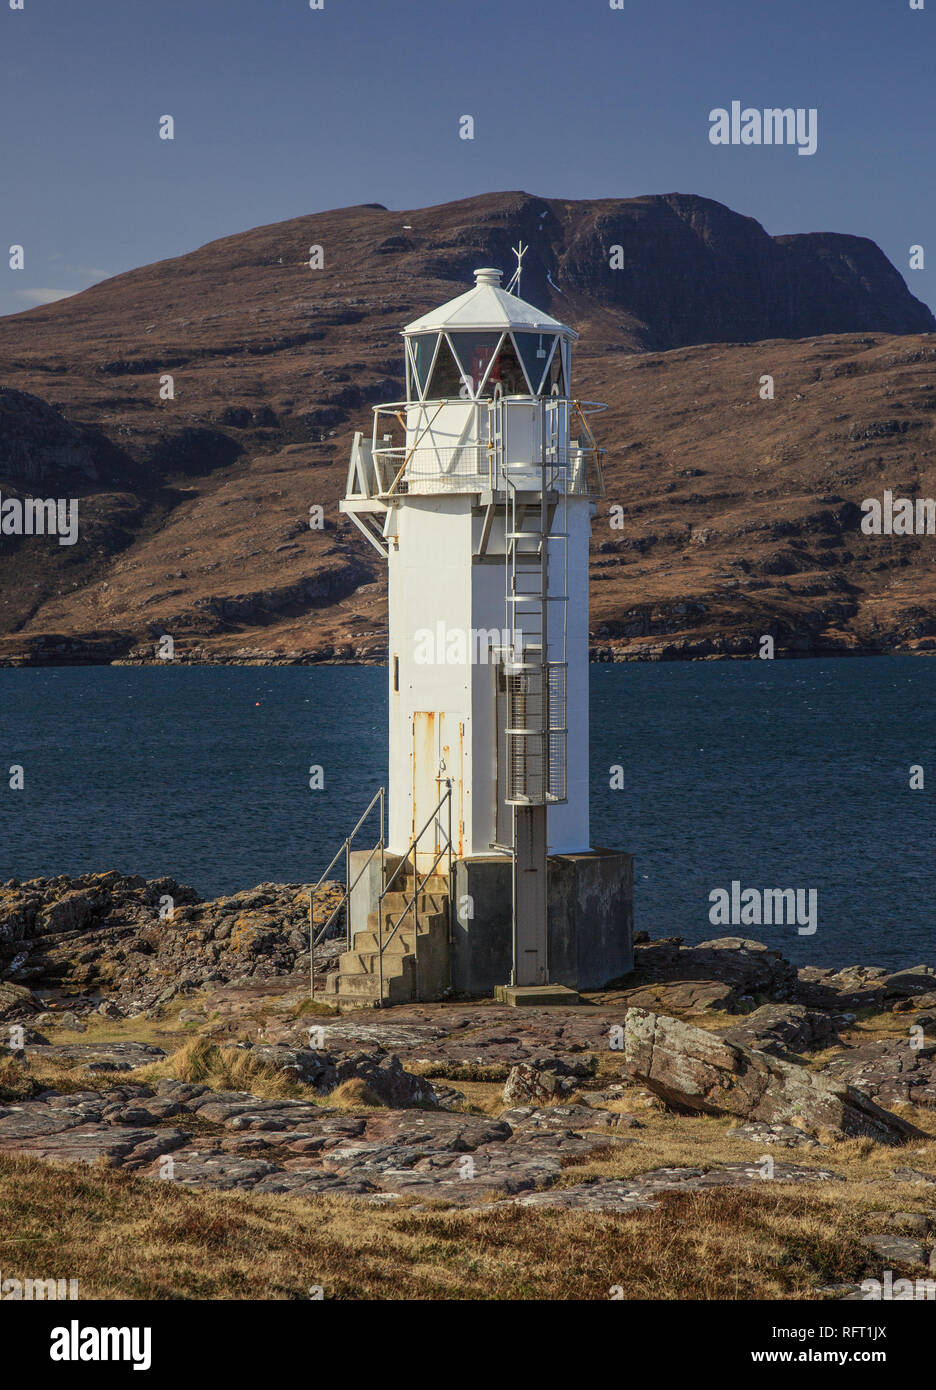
xmin=506 ymin=240 xmax=527 ymax=296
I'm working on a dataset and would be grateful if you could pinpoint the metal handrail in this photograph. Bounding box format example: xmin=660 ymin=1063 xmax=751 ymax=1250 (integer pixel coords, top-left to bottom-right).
xmin=308 ymin=786 xmax=385 ymax=999
xmin=572 ymin=399 xmax=607 ymax=497
xmin=377 ymin=781 xmax=453 ymax=1007
xmin=383 ymin=402 xmax=445 ymax=497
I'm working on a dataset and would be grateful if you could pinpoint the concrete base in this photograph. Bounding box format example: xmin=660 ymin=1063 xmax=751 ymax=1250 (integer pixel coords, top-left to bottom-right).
xmin=347 ymin=845 xmax=633 ymax=1001
xmin=453 ymin=848 xmax=633 ymax=997
xmin=493 ymin=984 xmax=583 ymax=1008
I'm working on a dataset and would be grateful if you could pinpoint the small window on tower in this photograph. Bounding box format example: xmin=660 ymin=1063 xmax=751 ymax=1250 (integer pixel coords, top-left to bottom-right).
xmin=393 ymin=655 xmax=399 ymax=692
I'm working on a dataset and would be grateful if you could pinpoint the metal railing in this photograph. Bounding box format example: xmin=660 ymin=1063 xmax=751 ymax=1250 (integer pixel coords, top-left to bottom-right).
xmin=308 ymin=786 xmax=385 ymax=999
xmin=376 ymin=780 xmax=453 ymax=1007
xmin=572 ymin=399 xmax=607 ymax=497
xmin=368 ymin=397 xmax=607 ymax=499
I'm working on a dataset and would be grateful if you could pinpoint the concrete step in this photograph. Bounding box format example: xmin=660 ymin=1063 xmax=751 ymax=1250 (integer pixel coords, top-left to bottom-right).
xmin=349 ymin=949 xmax=423 ymax=975
xmin=394 ymin=876 xmax=449 ymax=898
xmin=377 ymin=892 xmax=446 ymax=917
xmin=331 ymin=964 xmax=415 ymax=1005
xmin=353 ymin=930 xmax=417 ymax=955
xmin=339 ymin=947 xmax=411 ymax=976
xmin=324 ymin=873 xmax=451 ymax=1006
xmin=364 ymin=907 xmax=447 ymax=937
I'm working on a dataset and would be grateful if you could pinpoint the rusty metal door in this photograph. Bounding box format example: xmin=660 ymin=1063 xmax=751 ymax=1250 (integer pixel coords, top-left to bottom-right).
xmin=439 ymin=714 xmax=464 ymax=858
xmin=411 ymin=712 xmax=463 ymax=866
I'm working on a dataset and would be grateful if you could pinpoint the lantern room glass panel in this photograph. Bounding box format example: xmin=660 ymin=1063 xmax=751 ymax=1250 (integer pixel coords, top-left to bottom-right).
xmin=448 ymin=333 xmax=502 ymax=397
xmin=512 ymin=333 xmax=556 ymax=394
xmin=411 ymin=334 xmax=440 ymax=398
xmin=425 ymin=335 xmax=464 ymax=399
xmin=544 ymin=338 xmax=566 ymax=396
xmin=482 ymin=336 xmax=527 ymax=397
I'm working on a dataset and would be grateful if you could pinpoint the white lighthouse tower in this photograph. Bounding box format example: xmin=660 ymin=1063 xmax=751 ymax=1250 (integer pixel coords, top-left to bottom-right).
xmin=330 ymin=264 xmax=632 ymax=1004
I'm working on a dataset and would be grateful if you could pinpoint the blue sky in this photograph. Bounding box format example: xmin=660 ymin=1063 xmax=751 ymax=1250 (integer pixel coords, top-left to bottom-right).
xmin=1 ymin=0 xmax=933 ymax=318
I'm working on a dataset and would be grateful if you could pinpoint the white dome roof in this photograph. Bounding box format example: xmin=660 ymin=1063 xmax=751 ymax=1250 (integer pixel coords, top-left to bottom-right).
xmin=403 ymin=268 xmax=576 ymax=338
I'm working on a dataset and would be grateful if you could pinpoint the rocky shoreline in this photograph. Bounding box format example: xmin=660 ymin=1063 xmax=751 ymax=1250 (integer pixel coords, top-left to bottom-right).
xmin=1 ymin=871 xmax=935 ymax=1293
xmin=1 ymin=644 xmax=932 ymax=669
xmin=0 ymin=871 xmax=344 ymax=1016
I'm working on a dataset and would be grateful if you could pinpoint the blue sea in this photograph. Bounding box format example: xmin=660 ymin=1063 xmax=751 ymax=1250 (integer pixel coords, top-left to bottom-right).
xmin=0 ymin=658 xmax=932 ymax=971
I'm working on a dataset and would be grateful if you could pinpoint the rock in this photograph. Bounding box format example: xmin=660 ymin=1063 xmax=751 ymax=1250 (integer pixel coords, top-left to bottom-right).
xmin=96 ymin=1000 xmax=123 ymax=1020
xmin=625 ymin=936 xmax=797 ymax=1014
xmin=7 ymin=1027 xmax=49 ymax=1046
xmin=423 ymin=1081 xmax=467 ymax=1110
xmin=887 ymin=1212 xmax=931 ymax=1236
xmin=889 ymin=1167 xmax=936 ymax=1186
xmin=154 ymin=1079 xmax=212 ymax=1104
xmin=502 ymin=1060 xmax=581 ymax=1105
xmin=249 ymin=1044 xmax=336 ymax=1088
xmin=501 ymin=1104 xmax=628 ymax=1134
xmin=510 ymin=1160 xmax=844 ymax=1213
xmin=891 ymin=995 xmax=936 ymax=1015
xmin=726 ymin=1121 xmax=820 ymax=1149
xmin=25 ymin=1042 xmax=166 ymax=1071
xmin=623 ymin=1007 xmax=924 ymax=1144
xmin=883 ymin=968 xmax=936 ymax=1002
xmin=36 ymin=890 xmax=101 ymax=936
xmin=56 ymin=1011 xmax=86 ymax=1032
xmin=796 ymin=964 xmax=890 ymax=1013
xmin=820 ymin=1037 xmax=936 ymax=1109
xmin=862 ymin=1234 xmax=927 ymax=1266
xmin=157 ymin=1151 xmax=282 ymax=1191
xmin=0 ymin=872 xmax=338 ymax=1014
xmin=362 ymin=1111 xmax=510 ymax=1150
xmin=721 ymin=1004 xmax=841 ymax=1058
xmin=0 ymin=981 xmax=41 ymax=1020
xmin=331 ymin=1051 xmax=438 ymax=1108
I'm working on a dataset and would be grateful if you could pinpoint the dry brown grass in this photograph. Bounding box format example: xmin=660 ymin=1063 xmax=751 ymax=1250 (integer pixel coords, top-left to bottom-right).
xmin=0 ymin=1151 xmax=886 ymax=1301
xmin=4 ymin=993 xmax=936 ymax=1299
xmin=327 ymin=1077 xmax=383 ymax=1109
xmin=132 ymin=1037 xmax=317 ymax=1101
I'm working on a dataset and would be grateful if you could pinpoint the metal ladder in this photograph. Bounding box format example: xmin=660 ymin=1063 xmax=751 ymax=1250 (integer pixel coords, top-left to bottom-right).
xmin=499 ymin=395 xmax=570 ymax=987
xmin=502 ymin=396 xmax=569 ymax=807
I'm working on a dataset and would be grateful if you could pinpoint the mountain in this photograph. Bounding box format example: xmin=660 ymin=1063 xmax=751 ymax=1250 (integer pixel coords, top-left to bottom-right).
xmin=0 ymin=189 xmax=933 ymax=664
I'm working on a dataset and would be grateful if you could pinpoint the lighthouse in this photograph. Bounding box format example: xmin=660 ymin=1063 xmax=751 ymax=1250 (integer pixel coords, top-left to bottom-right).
xmin=331 ymin=265 xmax=633 ymax=1005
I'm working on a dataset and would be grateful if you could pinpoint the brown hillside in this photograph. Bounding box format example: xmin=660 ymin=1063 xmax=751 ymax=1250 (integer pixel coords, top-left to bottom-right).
xmin=0 ymin=190 xmax=933 ymax=663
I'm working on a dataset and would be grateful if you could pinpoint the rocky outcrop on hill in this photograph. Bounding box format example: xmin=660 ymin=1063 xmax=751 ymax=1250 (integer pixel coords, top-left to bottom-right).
xmin=623 ymin=1007 xmax=924 ymax=1143
xmin=0 ymin=387 xmax=138 ymax=489
xmin=559 ymin=194 xmax=933 ymax=346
